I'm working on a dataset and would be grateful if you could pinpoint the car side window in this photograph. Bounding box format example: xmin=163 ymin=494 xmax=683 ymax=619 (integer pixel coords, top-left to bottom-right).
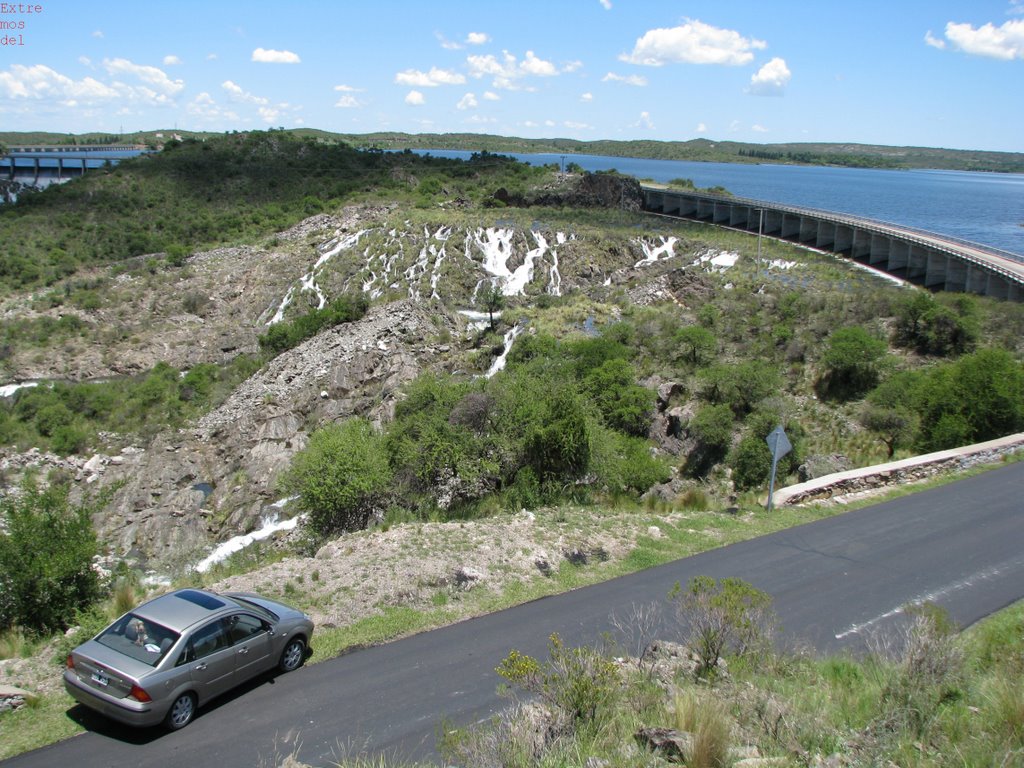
xmin=189 ymin=620 xmax=230 ymax=661
xmin=227 ymin=614 xmax=268 ymax=645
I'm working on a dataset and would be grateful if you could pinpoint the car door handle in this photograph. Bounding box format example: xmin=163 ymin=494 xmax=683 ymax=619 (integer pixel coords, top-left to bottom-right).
xmin=237 ymin=647 xmax=248 ymax=655
xmin=195 ymin=663 xmax=207 ymax=671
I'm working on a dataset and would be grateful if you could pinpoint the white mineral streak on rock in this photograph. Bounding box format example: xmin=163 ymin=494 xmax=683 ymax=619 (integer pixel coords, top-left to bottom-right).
xmin=0 ymin=382 xmax=38 ymax=398
xmin=634 ymin=236 xmax=678 ymax=267
xmin=194 ymin=497 xmax=301 ymax=573
xmin=484 ymin=324 xmax=525 ymax=379
xmin=429 ymin=227 xmax=451 ymax=300
xmin=473 ymin=227 xmax=516 ymax=287
xmin=547 ymin=232 xmax=566 ymax=296
xmin=269 ymin=230 xmax=367 ymax=324
xmin=692 ymin=250 xmax=740 ymax=272
xmin=458 ymin=309 xmax=498 ymax=331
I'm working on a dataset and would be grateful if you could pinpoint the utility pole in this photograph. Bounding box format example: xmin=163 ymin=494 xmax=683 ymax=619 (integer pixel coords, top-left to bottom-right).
xmin=756 ymin=207 xmax=764 ymax=276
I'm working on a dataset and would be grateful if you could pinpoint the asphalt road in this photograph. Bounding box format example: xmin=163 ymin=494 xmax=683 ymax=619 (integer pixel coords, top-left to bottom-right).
xmin=7 ymin=461 xmax=1024 ymax=767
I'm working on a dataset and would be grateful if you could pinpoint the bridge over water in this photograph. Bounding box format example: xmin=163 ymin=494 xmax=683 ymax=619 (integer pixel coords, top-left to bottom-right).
xmin=643 ymin=186 xmax=1024 ymax=301
xmin=0 ymin=145 xmax=147 ymax=184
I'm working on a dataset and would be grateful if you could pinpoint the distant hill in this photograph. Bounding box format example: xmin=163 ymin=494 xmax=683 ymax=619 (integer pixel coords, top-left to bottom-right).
xmin=3 ymin=129 xmax=1022 ymax=173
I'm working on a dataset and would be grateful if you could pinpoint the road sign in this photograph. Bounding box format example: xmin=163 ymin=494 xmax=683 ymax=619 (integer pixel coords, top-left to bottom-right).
xmin=766 ymin=425 xmax=791 ymax=512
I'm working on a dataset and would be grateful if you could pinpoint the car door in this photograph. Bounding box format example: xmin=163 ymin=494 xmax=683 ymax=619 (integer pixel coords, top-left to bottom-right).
xmin=225 ymin=613 xmax=273 ymax=679
xmin=182 ymin=619 xmax=236 ymax=702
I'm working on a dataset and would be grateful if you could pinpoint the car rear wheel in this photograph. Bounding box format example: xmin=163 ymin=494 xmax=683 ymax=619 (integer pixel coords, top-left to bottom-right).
xmin=165 ymin=692 xmax=196 ymax=730
xmin=279 ymin=637 xmax=306 ymax=673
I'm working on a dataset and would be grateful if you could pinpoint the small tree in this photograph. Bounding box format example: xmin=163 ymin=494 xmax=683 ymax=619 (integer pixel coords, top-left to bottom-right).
xmin=860 ymin=403 xmax=918 ymax=458
xmin=674 ymin=325 xmax=717 ymax=367
xmin=481 ymin=282 xmax=505 ymax=332
xmin=283 ymin=418 xmax=392 ymax=536
xmin=671 ymin=576 xmax=775 ymax=678
xmin=818 ymin=326 xmax=887 ymax=401
xmin=0 ymin=481 xmax=102 ymax=634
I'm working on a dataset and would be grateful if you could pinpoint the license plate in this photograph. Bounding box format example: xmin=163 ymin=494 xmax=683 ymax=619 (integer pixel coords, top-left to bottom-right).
xmin=91 ymin=671 xmax=109 ymax=687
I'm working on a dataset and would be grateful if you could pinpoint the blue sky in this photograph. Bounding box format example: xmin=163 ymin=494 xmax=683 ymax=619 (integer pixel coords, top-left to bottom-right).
xmin=1 ymin=0 xmax=1022 ymax=151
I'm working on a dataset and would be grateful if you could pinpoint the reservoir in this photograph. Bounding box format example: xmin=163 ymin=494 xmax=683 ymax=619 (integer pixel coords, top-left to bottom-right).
xmin=413 ymin=150 xmax=1024 ymax=258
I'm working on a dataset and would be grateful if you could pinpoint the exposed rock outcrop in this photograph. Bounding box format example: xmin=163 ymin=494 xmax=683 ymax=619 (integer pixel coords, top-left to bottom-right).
xmin=94 ymin=299 xmax=459 ymax=567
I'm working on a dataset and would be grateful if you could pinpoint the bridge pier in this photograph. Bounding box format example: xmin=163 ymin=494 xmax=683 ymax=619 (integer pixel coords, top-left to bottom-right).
xmin=781 ymin=213 xmax=801 ymax=239
xmin=764 ymin=210 xmax=783 ymax=236
xmin=867 ymin=234 xmax=890 ymax=267
xmin=834 ymin=225 xmax=854 ymax=255
xmin=924 ymin=252 xmax=948 ymax=289
xmin=907 ymin=245 xmax=930 ymax=283
xmin=966 ymin=265 xmax=988 ymax=295
xmin=713 ymin=202 xmax=730 ymax=224
xmin=816 ymin=221 xmax=836 ymax=250
xmin=730 ymin=205 xmax=749 ymax=228
xmin=798 ymin=216 xmax=817 ymax=244
xmin=852 ymin=228 xmax=872 ymax=260
xmin=889 ymin=240 xmax=909 ymax=275
xmin=697 ymin=198 xmax=715 ymax=220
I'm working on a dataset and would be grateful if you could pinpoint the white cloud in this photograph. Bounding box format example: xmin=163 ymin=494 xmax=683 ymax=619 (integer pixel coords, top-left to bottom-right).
xmin=335 ymin=95 xmax=361 ymax=108
xmin=599 ymin=0 xmax=612 ymax=8
xmin=621 ymin=19 xmax=767 ymax=66
xmin=334 ymin=84 xmax=362 ymax=93
xmin=467 ymin=49 xmax=562 ymax=90
xmin=466 ymin=114 xmax=497 ymax=124
xmin=544 ymin=119 xmax=556 ymax=127
xmin=92 ymin=30 xmax=103 ymax=38
xmin=752 ymin=124 xmax=768 ymax=132
xmin=0 ymin=64 xmax=117 ymax=102
xmin=942 ymin=19 xmax=1024 ymax=60
xmin=251 ymin=48 xmax=301 ymax=64
xmin=1012 ymin=0 xmax=1024 ymax=15
xmin=562 ymin=60 xmax=583 ymax=73
xmin=163 ymin=55 xmax=182 ymax=66
xmin=581 ymin=91 xmax=593 ymax=102
xmin=0 ymin=60 xmax=190 ymax=110
xmin=206 ymin=53 xmax=218 ymax=61
xmin=186 ymin=92 xmax=240 ymax=124
xmin=749 ymin=57 xmax=791 ymax=95
xmin=483 ymin=91 xmax=500 ymax=101
xmin=466 ymin=32 xmax=490 ymax=45
xmin=695 ymin=122 xmax=708 ymax=133
xmin=523 ymin=120 xmax=539 ymax=128
xmin=405 ymin=90 xmax=425 ymax=105
xmin=633 ymin=111 xmax=654 ymax=129
xmin=222 ymin=80 xmax=268 ymax=105
xmin=602 ymin=72 xmax=648 ymax=86
xmin=564 ymin=120 xmax=591 ymax=130
xmin=457 ymin=92 xmax=478 ymax=110
xmin=924 ymin=31 xmax=947 ymax=50
xmin=729 ymin=119 xmax=741 ymax=132
xmin=395 ymin=67 xmax=466 ymax=87
xmin=78 ymin=56 xmax=91 ymax=66
xmin=521 ymin=51 xmax=557 ymax=76
xmin=103 ymin=58 xmax=185 ymax=97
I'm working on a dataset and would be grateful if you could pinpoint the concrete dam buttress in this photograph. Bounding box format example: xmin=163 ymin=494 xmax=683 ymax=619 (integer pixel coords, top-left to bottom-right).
xmin=643 ymin=187 xmax=1024 ymax=301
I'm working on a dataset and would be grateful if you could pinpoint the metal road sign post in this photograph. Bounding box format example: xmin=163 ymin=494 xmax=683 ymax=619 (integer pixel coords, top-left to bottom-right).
xmin=766 ymin=425 xmax=792 ymax=512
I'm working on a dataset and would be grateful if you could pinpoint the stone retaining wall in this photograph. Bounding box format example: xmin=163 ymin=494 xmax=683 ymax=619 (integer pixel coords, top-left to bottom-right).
xmin=773 ymin=433 xmax=1024 ymax=507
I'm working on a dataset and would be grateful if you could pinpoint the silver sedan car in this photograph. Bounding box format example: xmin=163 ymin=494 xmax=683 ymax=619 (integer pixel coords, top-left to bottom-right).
xmin=64 ymin=588 xmax=314 ymax=730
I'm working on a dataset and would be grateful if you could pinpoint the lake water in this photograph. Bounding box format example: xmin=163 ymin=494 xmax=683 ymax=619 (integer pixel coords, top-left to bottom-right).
xmin=414 ymin=149 xmax=1024 ymax=258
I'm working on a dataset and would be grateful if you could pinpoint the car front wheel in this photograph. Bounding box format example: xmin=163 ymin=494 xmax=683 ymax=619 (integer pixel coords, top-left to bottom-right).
xmin=165 ymin=692 xmax=197 ymax=730
xmin=278 ymin=637 xmax=306 ymax=673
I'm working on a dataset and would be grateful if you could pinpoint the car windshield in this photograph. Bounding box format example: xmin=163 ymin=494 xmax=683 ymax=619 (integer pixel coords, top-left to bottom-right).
xmin=226 ymin=595 xmax=279 ymax=622
xmin=96 ymin=613 xmax=180 ymax=667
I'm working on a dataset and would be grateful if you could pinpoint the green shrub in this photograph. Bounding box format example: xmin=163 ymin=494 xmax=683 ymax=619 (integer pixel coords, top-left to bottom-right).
xmin=817 ymin=326 xmax=888 ymax=401
xmin=496 ymin=633 xmax=620 ymax=726
xmin=671 ymin=576 xmax=775 ymax=679
xmin=284 ymin=418 xmax=393 ymax=536
xmin=0 ymin=481 xmax=103 ymax=634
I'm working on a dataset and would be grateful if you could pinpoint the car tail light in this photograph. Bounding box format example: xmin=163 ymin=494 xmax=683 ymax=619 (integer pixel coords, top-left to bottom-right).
xmin=128 ymin=684 xmax=152 ymax=703
xmin=65 ymin=655 xmax=75 ymax=670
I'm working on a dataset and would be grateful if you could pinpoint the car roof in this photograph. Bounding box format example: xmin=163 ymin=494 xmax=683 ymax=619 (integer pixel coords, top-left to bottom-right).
xmin=132 ymin=588 xmax=238 ymax=633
